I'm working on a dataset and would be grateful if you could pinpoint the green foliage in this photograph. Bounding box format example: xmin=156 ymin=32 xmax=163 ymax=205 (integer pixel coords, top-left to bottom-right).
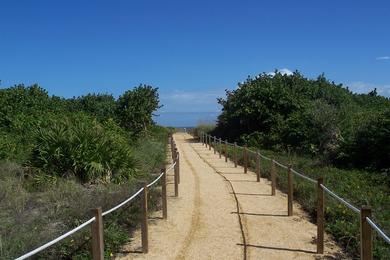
xmin=67 ymin=93 xmax=117 ymax=121
xmin=29 ymin=114 xmax=137 ymax=183
xmin=336 ymin=109 xmax=390 ymax=174
xmin=214 ymin=71 xmax=390 ymax=171
xmin=0 ymin=83 xmax=167 ymax=258
xmin=117 ymin=85 xmax=161 ymax=135
xmin=194 ymin=123 xmax=215 ymax=138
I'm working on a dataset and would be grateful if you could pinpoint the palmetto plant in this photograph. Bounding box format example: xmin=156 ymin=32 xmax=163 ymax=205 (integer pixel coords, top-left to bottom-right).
xmin=29 ymin=114 xmax=136 ymax=183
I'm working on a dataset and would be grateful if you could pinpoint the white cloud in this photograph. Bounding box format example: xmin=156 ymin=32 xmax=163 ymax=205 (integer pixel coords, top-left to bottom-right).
xmin=347 ymin=81 xmax=390 ymax=97
xmin=159 ymin=90 xmax=224 ymax=112
xmin=267 ymin=68 xmax=293 ymax=76
xmin=375 ymin=56 xmax=389 ymax=60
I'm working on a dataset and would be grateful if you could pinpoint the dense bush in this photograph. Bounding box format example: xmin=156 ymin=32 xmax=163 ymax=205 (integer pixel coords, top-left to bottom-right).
xmin=117 ymin=85 xmax=161 ymax=135
xmin=67 ymin=93 xmax=117 ymax=121
xmin=29 ymin=114 xmax=137 ymax=183
xmin=213 ymin=71 xmax=390 ymax=172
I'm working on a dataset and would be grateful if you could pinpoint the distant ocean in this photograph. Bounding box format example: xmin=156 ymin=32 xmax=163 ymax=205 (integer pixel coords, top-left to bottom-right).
xmin=153 ymin=111 xmax=219 ymax=127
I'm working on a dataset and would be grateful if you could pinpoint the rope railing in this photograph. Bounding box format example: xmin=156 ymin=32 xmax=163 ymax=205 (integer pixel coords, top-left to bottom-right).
xmin=273 ymin=159 xmax=288 ymax=170
xmin=366 ymin=217 xmax=390 ymax=244
xmin=15 ymin=217 xmax=96 ymax=260
xmin=199 ymin=131 xmax=390 ymax=256
xmin=16 ymin=136 xmax=180 ymax=260
xmin=320 ymin=184 xmax=360 ymax=214
xmin=291 ymin=168 xmax=317 ymax=184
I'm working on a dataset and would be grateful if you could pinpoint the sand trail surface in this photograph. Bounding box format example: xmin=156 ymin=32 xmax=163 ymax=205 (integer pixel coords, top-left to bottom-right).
xmin=116 ymin=133 xmax=345 ymax=260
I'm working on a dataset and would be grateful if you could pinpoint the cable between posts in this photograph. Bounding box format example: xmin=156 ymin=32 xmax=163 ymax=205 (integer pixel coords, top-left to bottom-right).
xmin=290 ymin=169 xmax=317 ymax=184
xmin=366 ymin=217 xmax=390 ymax=244
xmin=320 ymin=184 xmax=360 ymax=214
xmin=15 ymin=218 xmax=96 ymax=260
xmin=102 ymin=187 xmax=145 ymax=216
xmin=273 ymin=160 xmax=288 ymax=170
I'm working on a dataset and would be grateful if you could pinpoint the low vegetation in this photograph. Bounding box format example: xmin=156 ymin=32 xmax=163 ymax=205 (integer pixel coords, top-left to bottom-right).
xmin=0 ymin=84 xmax=168 ymax=259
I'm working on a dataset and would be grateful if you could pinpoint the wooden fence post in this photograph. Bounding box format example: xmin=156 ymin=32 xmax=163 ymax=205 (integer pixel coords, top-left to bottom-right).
xmin=360 ymin=206 xmax=373 ymax=260
xmin=287 ymin=164 xmax=293 ymax=216
xmin=213 ymin=137 xmax=216 ymax=154
xmin=317 ymin=177 xmax=324 ymax=254
xmin=141 ymin=183 xmax=148 ymax=253
xmin=256 ymin=152 xmax=261 ymax=182
xmin=234 ymin=142 xmax=237 ymax=167
xmin=162 ymin=168 xmax=167 ymax=219
xmin=91 ymin=207 xmax=104 ymax=260
xmin=174 ymin=157 xmax=179 ymax=197
xmin=224 ymin=140 xmax=228 ymax=162
xmin=271 ymin=160 xmax=276 ymax=195
xmin=219 ymin=138 xmax=222 ymax=158
xmin=177 ymin=152 xmax=180 ymax=184
xmin=244 ymin=146 xmax=248 ymax=173
xmin=171 ymin=139 xmax=174 ymax=159
xmin=209 ymin=135 xmax=211 ymax=150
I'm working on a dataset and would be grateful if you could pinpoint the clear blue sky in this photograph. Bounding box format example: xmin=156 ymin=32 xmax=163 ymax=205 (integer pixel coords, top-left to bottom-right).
xmin=1 ymin=0 xmax=389 ymax=126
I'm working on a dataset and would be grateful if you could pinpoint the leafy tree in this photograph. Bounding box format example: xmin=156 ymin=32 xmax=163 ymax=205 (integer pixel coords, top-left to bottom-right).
xmin=67 ymin=93 xmax=116 ymax=121
xmin=116 ymin=85 xmax=161 ymax=135
xmin=213 ymin=71 xmax=390 ymax=170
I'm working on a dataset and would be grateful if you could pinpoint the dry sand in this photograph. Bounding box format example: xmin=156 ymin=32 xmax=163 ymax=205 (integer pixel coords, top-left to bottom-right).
xmin=116 ymin=133 xmax=346 ymax=260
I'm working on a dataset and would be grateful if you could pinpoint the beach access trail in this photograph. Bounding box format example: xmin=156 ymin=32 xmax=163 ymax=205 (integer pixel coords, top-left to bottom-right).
xmin=117 ymin=133 xmax=344 ymax=260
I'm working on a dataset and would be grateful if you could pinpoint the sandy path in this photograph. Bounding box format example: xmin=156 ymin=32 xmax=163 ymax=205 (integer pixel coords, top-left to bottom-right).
xmin=116 ymin=133 xmax=345 ymax=260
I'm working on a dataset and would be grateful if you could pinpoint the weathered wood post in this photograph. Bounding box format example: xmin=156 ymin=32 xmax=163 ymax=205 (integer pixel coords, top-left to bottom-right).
xmin=213 ymin=136 xmax=216 ymax=154
xmin=141 ymin=183 xmax=149 ymax=253
xmin=287 ymin=164 xmax=293 ymax=216
xmin=170 ymin=138 xmax=174 ymax=159
xmin=174 ymin=147 xmax=178 ymax=183
xmin=174 ymin=156 xmax=179 ymax=197
xmin=209 ymin=135 xmax=211 ymax=150
xmin=205 ymin=134 xmax=207 ymax=147
xmin=161 ymin=168 xmax=167 ymax=219
xmin=256 ymin=152 xmax=261 ymax=182
xmin=244 ymin=146 xmax=248 ymax=173
xmin=91 ymin=207 xmax=104 ymax=260
xmin=177 ymin=152 xmax=180 ymax=184
xmin=224 ymin=140 xmax=228 ymax=162
xmin=271 ymin=159 xmax=276 ymax=195
xmin=219 ymin=138 xmax=222 ymax=158
xmin=360 ymin=206 xmax=373 ymax=260
xmin=234 ymin=142 xmax=238 ymax=167
xmin=317 ymin=177 xmax=324 ymax=254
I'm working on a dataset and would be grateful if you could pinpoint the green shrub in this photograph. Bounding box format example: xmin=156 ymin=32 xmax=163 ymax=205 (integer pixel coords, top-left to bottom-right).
xmin=29 ymin=114 xmax=136 ymax=183
xmin=213 ymin=71 xmax=390 ymax=171
xmin=194 ymin=123 xmax=215 ymax=138
xmin=117 ymin=85 xmax=161 ymax=135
